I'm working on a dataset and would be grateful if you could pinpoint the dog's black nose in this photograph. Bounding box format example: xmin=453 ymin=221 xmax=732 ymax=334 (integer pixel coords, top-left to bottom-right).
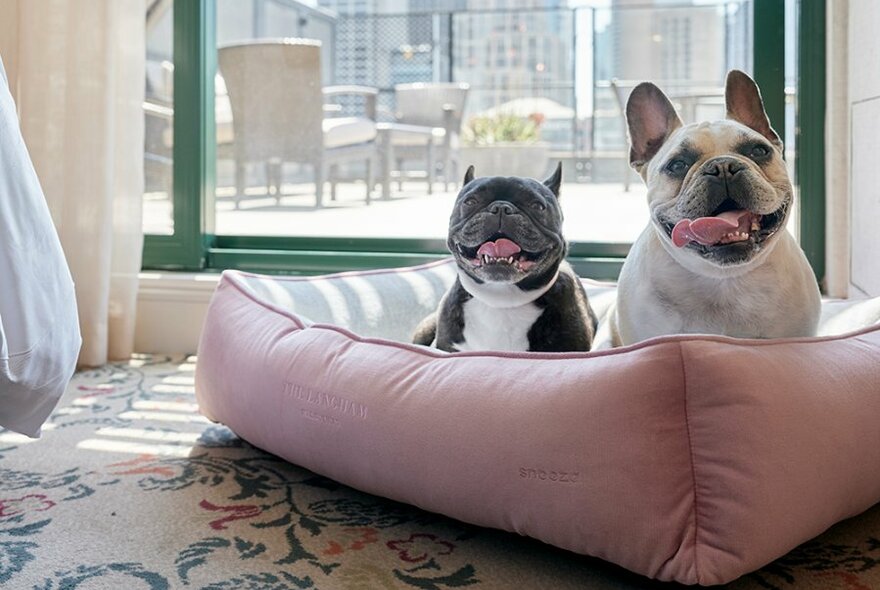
xmin=488 ymin=201 xmax=516 ymax=215
xmin=702 ymin=157 xmax=746 ymax=179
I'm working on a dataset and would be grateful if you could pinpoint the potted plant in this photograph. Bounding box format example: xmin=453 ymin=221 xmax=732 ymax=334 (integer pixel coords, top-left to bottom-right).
xmin=459 ymin=112 xmax=551 ymax=178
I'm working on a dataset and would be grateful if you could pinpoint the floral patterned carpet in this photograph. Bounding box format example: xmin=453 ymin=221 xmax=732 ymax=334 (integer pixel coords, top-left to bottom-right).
xmin=2 ymin=355 xmax=879 ymax=590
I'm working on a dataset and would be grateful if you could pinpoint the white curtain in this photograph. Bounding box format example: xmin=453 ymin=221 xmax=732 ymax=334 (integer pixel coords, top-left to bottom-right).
xmin=0 ymin=0 xmax=146 ymax=366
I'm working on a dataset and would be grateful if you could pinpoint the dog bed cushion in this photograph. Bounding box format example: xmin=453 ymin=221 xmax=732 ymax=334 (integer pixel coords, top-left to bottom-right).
xmin=195 ymin=259 xmax=880 ymax=586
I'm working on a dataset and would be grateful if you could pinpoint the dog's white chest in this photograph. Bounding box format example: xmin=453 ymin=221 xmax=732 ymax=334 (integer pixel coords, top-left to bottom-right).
xmin=458 ymin=297 xmax=543 ymax=352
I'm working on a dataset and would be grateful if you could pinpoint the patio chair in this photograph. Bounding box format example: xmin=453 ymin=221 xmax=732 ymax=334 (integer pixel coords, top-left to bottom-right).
xmin=391 ymin=82 xmax=470 ymax=192
xmin=218 ymin=39 xmax=378 ymax=208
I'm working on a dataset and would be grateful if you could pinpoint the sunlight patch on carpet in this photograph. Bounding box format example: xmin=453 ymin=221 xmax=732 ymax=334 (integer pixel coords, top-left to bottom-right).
xmin=77 ymin=437 xmax=194 ymax=457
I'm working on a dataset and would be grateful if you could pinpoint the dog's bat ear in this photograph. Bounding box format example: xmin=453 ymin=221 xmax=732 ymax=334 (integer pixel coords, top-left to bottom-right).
xmin=625 ymin=82 xmax=682 ymax=173
xmin=463 ymin=165 xmax=475 ymax=186
xmin=543 ymin=161 xmax=562 ymax=197
xmin=725 ymin=70 xmax=783 ymax=150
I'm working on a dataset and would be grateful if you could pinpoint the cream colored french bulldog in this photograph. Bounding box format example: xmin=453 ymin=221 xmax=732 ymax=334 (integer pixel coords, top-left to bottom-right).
xmin=612 ymin=70 xmax=820 ymax=345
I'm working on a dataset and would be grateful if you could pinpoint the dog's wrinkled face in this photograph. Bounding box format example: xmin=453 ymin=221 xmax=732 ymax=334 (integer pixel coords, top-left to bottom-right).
xmin=627 ymin=70 xmax=791 ymax=268
xmin=448 ymin=163 xmax=566 ymax=287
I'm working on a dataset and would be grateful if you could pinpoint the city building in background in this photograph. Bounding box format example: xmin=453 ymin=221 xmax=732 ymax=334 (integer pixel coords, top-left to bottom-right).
xmin=452 ymin=0 xmax=572 ymax=114
xmin=590 ymin=0 xmax=751 ymax=157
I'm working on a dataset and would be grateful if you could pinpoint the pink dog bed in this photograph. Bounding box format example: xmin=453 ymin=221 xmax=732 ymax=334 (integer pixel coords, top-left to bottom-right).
xmin=195 ymin=259 xmax=880 ymax=586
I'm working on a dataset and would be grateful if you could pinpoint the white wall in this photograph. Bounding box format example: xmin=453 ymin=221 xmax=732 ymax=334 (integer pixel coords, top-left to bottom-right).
xmin=847 ymin=0 xmax=880 ymax=297
xmin=828 ymin=0 xmax=880 ymax=298
xmin=135 ymin=273 xmax=218 ymax=354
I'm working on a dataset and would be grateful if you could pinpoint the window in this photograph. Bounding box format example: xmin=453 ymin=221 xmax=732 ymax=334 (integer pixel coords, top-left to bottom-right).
xmin=143 ymin=0 xmax=823 ymax=284
xmin=143 ymin=0 xmax=174 ymax=235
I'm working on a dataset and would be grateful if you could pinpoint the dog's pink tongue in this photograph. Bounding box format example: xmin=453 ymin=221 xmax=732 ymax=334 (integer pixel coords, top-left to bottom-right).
xmin=671 ymin=210 xmax=750 ymax=247
xmin=477 ymin=238 xmax=522 ymax=258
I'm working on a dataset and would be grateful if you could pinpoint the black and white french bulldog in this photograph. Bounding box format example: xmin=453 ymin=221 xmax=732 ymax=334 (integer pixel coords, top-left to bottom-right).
xmin=612 ymin=70 xmax=821 ymax=345
xmin=413 ymin=163 xmax=597 ymax=352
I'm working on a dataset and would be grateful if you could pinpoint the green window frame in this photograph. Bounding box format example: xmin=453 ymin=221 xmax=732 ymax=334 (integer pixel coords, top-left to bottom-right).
xmin=143 ymin=0 xmax=824 ymax=284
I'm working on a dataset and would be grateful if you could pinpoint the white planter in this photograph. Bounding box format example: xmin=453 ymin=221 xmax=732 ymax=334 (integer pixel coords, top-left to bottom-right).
xmin=459 ymin=142 xmax=551 ymax=179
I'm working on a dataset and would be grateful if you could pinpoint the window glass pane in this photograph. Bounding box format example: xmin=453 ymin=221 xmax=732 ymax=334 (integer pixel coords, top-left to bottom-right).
xmin=143 ymin=0 xmax=174 ymax=235
xmin=212 ymin=0 xmax=753 ymax=244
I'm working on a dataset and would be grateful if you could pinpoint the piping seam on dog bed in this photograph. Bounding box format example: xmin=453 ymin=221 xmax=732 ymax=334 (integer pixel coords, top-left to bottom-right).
xmin=679 ymin=341 xmax=703 ymax=585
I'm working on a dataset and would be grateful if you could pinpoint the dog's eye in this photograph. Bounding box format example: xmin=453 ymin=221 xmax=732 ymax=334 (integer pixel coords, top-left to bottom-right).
xmin=463 ymin=197 xmax=477 ymax=207
xmin=749 ymin=144 xmax=771 ymax=159
xmin=665 ymin=159 xmax=690 ymax=175
xmin=531 ymin=201 xmax=546 ymax=211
